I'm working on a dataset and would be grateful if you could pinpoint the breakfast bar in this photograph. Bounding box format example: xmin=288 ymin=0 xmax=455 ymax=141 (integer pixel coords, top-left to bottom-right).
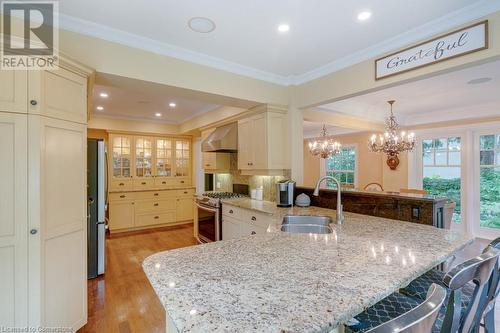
xmin=143 ymin=203 xmax=472 ymax=333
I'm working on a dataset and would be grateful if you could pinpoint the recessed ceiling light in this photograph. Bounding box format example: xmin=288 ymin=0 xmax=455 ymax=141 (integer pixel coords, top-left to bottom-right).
xmin=357 ymin=11 xmax=372 ymax=21
xmin=96 ymin=106 xmax=104 ymax=111
xmin=99 ymin=92 xmax=108 ymax=98
xmin=188 ymin=17 xmax=216 ymax=33
xmin=467 ymin=77 xmax=492 ymax=85
xmin=277 ymin=24 xmax=290 ymax=33
xmin=169 ymin=102 xmax=177 ymax=108
xmin=155 ymin=112 xmax=162 ymax=117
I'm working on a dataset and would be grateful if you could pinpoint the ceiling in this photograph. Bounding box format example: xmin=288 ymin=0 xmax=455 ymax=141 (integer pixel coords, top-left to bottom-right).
xmin=57 ymin=0 xmax=499 ymax=85
xmin=319 ymin=59 xmax=500 ymax=126
xmin=303 ymin=122 xmax=360 ymax=138
xmin=93 ymin=73 xmax=224 ymax=123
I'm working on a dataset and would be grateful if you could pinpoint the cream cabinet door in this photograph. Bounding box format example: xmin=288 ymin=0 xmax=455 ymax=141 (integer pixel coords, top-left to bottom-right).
xmin=0 ymin=113 xmax=28 ymax=327
xmin=109 ymin=201 xmax=135 ymax=230
xmin=28 ymin=68 xmax=87 ymax=123
xmin=251 ymin=114 xmax=267 ymax=169
xmin=237 ymin=118 xmax=253 ymax=170
xmin=0 ymin=70 xmax=27 ymax=113
xmin=222 ymin=216 xmax=240 ymax=240
xmin=109 ymin=134 xmax=133 ymax=189
xmin=28 ymin=116 xmax=87 ymax=329
xmin=176 ymin=197 xmax=194 ymax=222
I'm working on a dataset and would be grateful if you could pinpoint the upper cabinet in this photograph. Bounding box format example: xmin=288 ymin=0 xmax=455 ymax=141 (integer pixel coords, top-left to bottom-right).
xmin=237 ymin=106 xmax=288 ymax=174
xmin=108 ymin=134 xmax=192 ymax=191
xmin=28 ymin=68 xmax=88 ymax=123
xmin=0 ymin=70 xmax=27 ymax=113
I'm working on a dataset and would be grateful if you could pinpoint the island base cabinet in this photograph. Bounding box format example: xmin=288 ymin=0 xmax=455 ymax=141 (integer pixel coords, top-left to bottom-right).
xmin=222 ymin=215 xmax=267 ymax=240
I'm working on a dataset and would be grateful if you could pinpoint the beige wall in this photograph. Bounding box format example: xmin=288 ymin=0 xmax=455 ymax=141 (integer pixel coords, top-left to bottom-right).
xmin=303 ymin=132 xmax=410 ymax=191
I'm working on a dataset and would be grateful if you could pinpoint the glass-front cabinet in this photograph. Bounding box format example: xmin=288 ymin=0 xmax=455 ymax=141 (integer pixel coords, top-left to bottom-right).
xmin=108 ymin=133 xmax=191 ymax=190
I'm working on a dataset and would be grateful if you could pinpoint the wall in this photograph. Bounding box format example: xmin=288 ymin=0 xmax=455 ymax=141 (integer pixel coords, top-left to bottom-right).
xmin=304 ymin=132 xmax=386 ymax=188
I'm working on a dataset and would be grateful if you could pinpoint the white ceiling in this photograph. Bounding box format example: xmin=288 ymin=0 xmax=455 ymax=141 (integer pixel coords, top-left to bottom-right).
xmin=319 ymin=59 xmax=500 ymax=126
xmin=93 ymin=74 xmax=222 ymax=123
xmin=57 ymin=0 xmax=500 ymax=85
xmin=303 ymin=122 xmax=360 ymax=138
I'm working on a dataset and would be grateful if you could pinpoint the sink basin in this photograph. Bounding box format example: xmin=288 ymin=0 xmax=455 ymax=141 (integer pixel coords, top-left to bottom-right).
xmin=281 ymin=224 xmax=333 ymax=234
xmin=282 ymin=215 xmax=332 ymax=226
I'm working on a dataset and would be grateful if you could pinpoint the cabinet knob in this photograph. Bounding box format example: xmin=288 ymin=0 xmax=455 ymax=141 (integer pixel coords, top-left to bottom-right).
xmin=229 ymin=210 xmax=233 ymax=214
xmin=184 ymin=191 xmax=188 ymax=194
xmin=154 ymin=216 xmax=159 ymax=219
xmin=251 ymin=231 xmax=256 ymax=235
xmin=162 ymin=181 xmax=166 ymax=185
xmin=120 ymin=195 xmax=126 ymax=198
xmin=30 ymin=229 xmax=38 ymax=235
xmin=119 ymin=183 xmax=124 ymax=186
xmin=154 ymin=193 xmax=159 ymax=196
xmin=141 ymin=182 xmax=146 ymax=185
xmin=180 ymin=180 xmax=185 ymax=183
xmin=251 ymin=216 xmax=256 ymax=221
xmin=154 ymin=203 xmax=159 ymax=207
xmin=30 ymin=100 xmax=37 ymax=106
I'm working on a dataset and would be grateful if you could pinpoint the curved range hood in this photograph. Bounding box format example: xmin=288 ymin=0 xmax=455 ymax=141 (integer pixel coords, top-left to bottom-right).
xmin=201 ymin=122 xmax=238 ymax=153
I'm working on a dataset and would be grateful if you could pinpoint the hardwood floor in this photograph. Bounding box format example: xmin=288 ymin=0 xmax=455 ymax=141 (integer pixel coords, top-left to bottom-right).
xmin=79 ymin=226 xmax=499 ymax=332
xmin=78 ymin=223 xmax=198 ymax=333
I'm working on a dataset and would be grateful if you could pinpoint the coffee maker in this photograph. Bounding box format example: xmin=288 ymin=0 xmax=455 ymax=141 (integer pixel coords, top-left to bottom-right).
xmin=276 ymin=180 xmax=295 ymax=207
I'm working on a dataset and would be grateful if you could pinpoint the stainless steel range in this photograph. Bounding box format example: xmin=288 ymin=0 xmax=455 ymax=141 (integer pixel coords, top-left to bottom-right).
xmin=195 ymin=191 xmax=248 ymax=243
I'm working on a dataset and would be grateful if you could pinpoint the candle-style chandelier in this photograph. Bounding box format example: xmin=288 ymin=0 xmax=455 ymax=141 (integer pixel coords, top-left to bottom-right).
xmin=308 ymin=124 xmax=341 ymax=159
xmin=368 ymin=100 xmax=415 ymax=170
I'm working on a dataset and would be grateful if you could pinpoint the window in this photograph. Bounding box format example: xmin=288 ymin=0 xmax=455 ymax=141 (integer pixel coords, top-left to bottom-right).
xmin=324 ymin=146 xmax=356 ymax=188
xmin=479 ymin=134 xmax=500 ymax=229
xmin=422 ymin=137 xmax=462 ymax=222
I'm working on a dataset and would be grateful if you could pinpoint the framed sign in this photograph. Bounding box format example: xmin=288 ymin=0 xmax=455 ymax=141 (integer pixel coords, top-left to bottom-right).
xmin=375 ymin=20 xmax=488 ymax=80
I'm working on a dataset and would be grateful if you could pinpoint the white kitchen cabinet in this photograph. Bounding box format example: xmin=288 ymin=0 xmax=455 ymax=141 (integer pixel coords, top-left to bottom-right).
xmin=222 ymin=216 xmax=242 ymax=240
xmin=237 ymin=106 xmax=288 ymax=174
xmin=0 ymin=59 xmax=91 ymax=331
xmin=202 ymin=152 xmax=230 ymax=171
xmin=176 ymin=197 xmax=194 ymax=222
xmin=221 ymin=204 xmax=272 ymax=240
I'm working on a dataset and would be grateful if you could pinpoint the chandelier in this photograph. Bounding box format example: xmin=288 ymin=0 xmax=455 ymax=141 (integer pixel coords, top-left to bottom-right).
xmin=368 ymin=100 xmax=416 ymax=170
xmin=308 ymin=124 xmax=342 ymax=159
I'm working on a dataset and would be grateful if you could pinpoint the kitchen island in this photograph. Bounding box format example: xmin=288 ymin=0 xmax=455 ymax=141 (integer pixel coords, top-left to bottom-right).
xmin=143 ymin=200 xmax=472 ymax=333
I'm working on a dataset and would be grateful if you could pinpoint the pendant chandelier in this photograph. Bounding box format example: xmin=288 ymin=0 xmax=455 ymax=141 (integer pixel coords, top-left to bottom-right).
xmin=308 ymin=124 xmax=342 ymax=159
xmin=368 ymin=100 xmax=416 ymax=170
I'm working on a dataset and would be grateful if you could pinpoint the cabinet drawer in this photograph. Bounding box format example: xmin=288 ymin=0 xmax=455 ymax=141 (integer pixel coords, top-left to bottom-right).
xmin=109 ymin=192 xmax=135 ymax=202
xmin=133 ymin=178 xmax=154 ymax=190
xmin=135 ymin=200 xmax=176 ymax=214
xmin=222 ymin=204 xmax=272 ymax=228
xmin=110 ymin=179 xmax=133 ymax=191
xmin=134 ymin=190 xmax=176 ymax=200
xmin=154 ymin=177 xmax=170 ymax=188
xmin=135 ymin=212 xmax=176 ymax=227
xmin=171 ymin=177 xmax=190 ymax=187
xmin=176 ymin=188 xmax=195 ymax=197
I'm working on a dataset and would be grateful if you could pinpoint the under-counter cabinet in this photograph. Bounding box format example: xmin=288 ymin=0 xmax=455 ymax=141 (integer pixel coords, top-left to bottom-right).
xmin=237 ymin=105 xmax=289 ymax=174
xmin=0 ymin=61 xmax=92 ymax=331
xmin=221 ymin=204 xmax=270 ymax=240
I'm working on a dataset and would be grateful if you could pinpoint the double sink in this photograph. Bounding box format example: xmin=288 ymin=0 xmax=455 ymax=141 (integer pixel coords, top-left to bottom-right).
xmin=281 ymin=215 xmax=333 ymax=234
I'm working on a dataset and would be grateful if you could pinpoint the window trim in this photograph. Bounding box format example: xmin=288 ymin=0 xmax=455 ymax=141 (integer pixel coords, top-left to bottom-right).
xmin=320 ymin=144 xmax=358 ymax=189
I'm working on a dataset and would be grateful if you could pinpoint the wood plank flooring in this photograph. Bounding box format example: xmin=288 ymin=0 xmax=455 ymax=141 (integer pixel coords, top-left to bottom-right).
xmin=78 ymin=224 xmax=197 ymax=333
xmin=79 ymin=225 xmax=499 ymax=332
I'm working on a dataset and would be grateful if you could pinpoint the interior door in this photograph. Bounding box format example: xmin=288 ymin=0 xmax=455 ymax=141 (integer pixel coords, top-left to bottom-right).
xmin=474 ymin=131 xmax=500 ymax=239
xmin=0 ymin=113 xmax=28 ymax=327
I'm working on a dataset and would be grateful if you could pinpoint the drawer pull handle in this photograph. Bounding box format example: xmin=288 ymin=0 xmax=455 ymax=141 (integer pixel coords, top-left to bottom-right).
xmin=120 ymin=195 xmax=126 ymax=198
xmin=30 ymin=100 xmax=38 ymax=106
xmin=154 ymin=193 xmax=159 ymax=196
xmin=154 ymin=203 xmax=159 ymax=206
xmin=251 ymin=216 xmax=256 ymax=221
xmin=180 ymin=180 xmax=185 ymax=183
xmin=119 ymin=183 xmax=124 ymax=186
xmin=141 ymin=182 xmax=146 ymax=185
xmin=162 ymin=181 xmax=166 ymax=184
xmin=251 ymin=231 xmax=256 ymax=235
xmin=154 ymin=216 xmax=159 ymax=219
xmin=229 ymin=210 xmax=233 ymax=214
xmin=184 ymin=191 xmax=188 ymax=194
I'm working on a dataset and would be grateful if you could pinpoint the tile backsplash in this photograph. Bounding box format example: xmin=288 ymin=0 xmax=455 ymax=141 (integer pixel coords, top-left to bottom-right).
xmin=213 ymin=153 xmax=289 ymax=202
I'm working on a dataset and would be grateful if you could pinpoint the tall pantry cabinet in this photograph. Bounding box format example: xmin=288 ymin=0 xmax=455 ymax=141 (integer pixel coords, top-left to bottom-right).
xmin=0 ymin=59 xmax=92 ymax=330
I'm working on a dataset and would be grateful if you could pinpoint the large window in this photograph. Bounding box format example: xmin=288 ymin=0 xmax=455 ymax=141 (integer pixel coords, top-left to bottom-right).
xmin=479 ymin=134 xmax=500 ymax=229
xmin=325 ymin=146 xmax=356 ymax=188
xmin=422 ymin=137 xmax=461 ymax=222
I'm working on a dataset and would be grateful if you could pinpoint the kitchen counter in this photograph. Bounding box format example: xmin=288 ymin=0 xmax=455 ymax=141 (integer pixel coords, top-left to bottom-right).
xmin=143 ymin=200 xmax=472 ymax=333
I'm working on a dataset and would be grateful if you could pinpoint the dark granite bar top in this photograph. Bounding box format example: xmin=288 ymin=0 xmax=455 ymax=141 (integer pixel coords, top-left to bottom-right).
xmin=296 ymin=186 xmax=448 ymax=203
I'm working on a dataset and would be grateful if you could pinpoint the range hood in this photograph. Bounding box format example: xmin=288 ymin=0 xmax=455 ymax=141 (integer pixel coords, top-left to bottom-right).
xmin=202 ymin=123 xmax=238 ymax=153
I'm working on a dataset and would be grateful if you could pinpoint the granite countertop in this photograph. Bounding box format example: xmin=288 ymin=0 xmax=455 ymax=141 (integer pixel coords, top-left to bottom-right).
xmin=143 ymin=200 xmax=472 ymax=333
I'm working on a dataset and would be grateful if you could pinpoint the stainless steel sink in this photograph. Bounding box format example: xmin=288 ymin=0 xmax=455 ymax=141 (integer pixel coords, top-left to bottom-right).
xmin=280 ymin=224 xmax=333 ymax=234
xmin=282 ymin=215 xmax=332 ymax=226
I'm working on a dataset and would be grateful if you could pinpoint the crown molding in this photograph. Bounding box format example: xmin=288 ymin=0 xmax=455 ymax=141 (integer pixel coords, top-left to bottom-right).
xmin=57 ymin=1 xmax=500 ymax=86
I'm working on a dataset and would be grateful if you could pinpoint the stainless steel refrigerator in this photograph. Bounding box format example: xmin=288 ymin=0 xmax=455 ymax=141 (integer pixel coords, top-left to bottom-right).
xmin=87 ymin=139 xmax=106 ymax=278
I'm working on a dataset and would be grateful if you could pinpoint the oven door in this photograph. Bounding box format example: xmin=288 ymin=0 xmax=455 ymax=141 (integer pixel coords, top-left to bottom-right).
xmin=196 ymin=203 xmax=220 ymax=243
